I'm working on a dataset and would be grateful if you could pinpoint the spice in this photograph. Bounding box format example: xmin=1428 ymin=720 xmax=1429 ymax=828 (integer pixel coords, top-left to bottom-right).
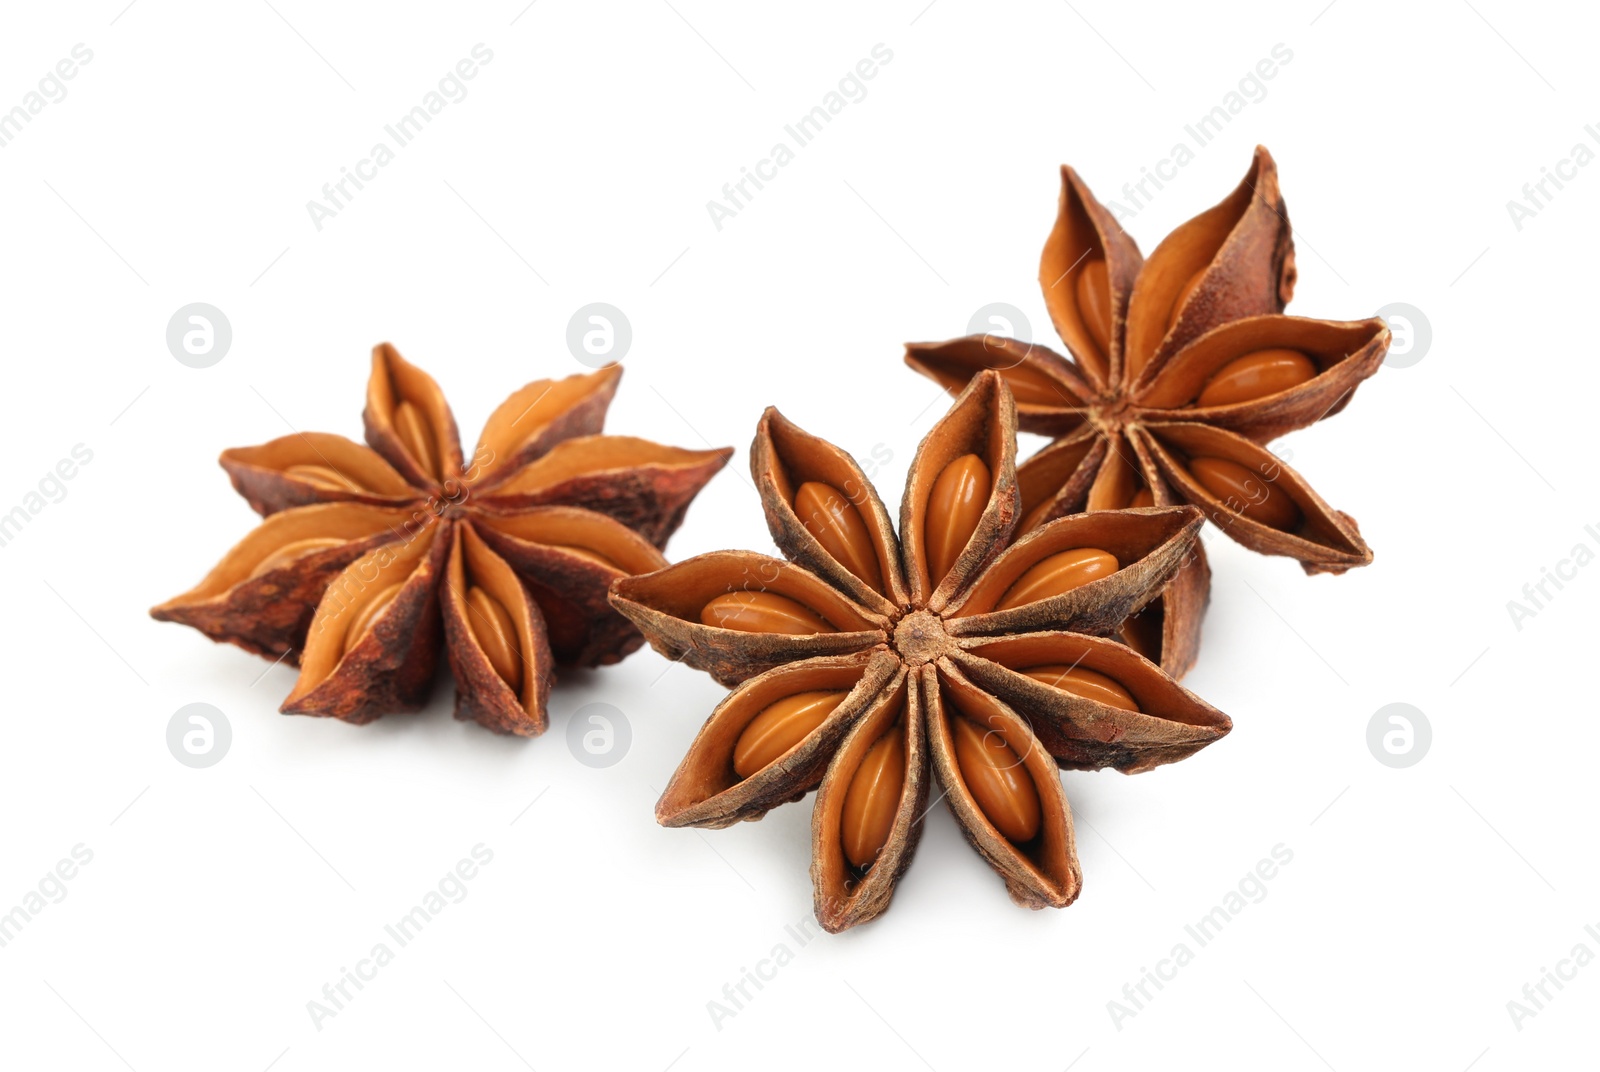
xmin=610 ymin=373 xmax=1231 ymax=931
xmin=907 ymin=147 xmax=1390 ymax=674
xmin=152 ymin=344 xmax=730 ymax=734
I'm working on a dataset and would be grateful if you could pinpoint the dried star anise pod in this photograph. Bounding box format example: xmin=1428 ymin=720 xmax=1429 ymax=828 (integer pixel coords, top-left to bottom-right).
xmin=151 ymin=343 xmax=730 ymax=734
xmin=906 ymin=147 xmax=1391 ymax=676
xmin=609 ymin=372 xmax=1231 ymax=931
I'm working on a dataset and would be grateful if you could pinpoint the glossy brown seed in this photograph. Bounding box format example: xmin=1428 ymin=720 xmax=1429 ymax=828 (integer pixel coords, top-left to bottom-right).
xmin=794 ymin=482 xmax=881 ymax=591
xmin=549 ymin=544 xmax=620 ymax=571
xmin=1197 ymin=348 xmax=1317 ymax=407
xmin=393 ymin=400 xmax=438 ymax=481
xmin=998 ymin=364 xmax=1073 ymax=407
xmin=1169 ymin=267 xmax=1208 ymax=329
xmin=925 ymin=453 xmax=991 ymax=583
xmin=466 ymin=585 xmax=522 ymax=691
xmin=995 ymin=548 xmax=1119 ymax=610
xmin=1189 ymin=456 xmax=1301 ymax=530
xmin=949 ymin=714 xmax=1040 ymax=844
xmin=284 ymin=463 xmax=363 ymax=493
xmin=733 ymin=690 xmax=849 ymax=779
xmin=841 ymin=724 xmax=907 ymax=869
xmin=700 ymin=591 xmax=836 ymax=634
xmin=248 ymin=536 xmax=345 ymax=579
xmin=1021 ymin=665 xmax=1140 ymax=712
xmin=1076 ymin=257 xmax=1112 ymax=357
xmin=1127 ymin=487 xmax=1155 ymax=509
xmin=343 ymin=580 xmax=405 ymax=654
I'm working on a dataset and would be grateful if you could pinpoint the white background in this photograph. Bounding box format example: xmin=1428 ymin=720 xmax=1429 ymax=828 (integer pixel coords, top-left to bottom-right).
xmin=1 ymin=1 xmax=1594 ymax=1068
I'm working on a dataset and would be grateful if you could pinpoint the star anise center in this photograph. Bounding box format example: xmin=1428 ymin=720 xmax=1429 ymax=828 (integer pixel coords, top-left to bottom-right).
xmin=1088 ymin=390 xmax=1138 ymax=436
xmin=892 ymin=608 xmax=954 ymax=667
xmin=437 ymin=497 xmax=473 ymax=522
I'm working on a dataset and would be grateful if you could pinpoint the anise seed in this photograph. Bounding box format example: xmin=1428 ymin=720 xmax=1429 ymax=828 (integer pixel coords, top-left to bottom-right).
xmin=925 ymin=453 xmax=991 ymax=583
xmin=284 ymin=464 xmax=363 ymax=493
xmin=1188 ymin=456 xmax=1301 ymax=530
xmin=1197 ymin=348 xmax=1316 ymax=407
xmin=1021 ymin=665 xmax=1139 ymax=712
xmin=393 ymin=400 xmax=438 ymax=481
xmin=550 ymin=544 xmax=620 ymax=571
xmin=996 ymin=548 xmax=1119 ymax=610
xmin=343 ymin=580 xmax=405 ymax=654
xmin=700 ymin=591 xmax=836 ymax=634
xmin=794 ymin=482 xmax=881 ymax=591
xmin=248 ymin=536 xmax=346 ymax=579
xmin=995 ymin=364 xmax=1072 ymax=407
xmin=1076 ymin=257 xmax=1112 ymax=357
xmin=466 ymin=585 xmax=522 ymax=691
xmin=733 ymin=690 xmax=849 ymax=779
xmin=840 ymin=723 xmax=906 ymax=869
xmin=949 ymin=714 xmax=1040 ymax=844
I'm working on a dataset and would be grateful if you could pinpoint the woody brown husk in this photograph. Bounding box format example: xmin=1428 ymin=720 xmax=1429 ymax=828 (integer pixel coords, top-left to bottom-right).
xmin=152 ymin=344 xmax=730 ymax=735
xmin=907 ymin=146 xmax=1390 ymax=677
xmin=611 ymin=373 xmax=1233 ymax=932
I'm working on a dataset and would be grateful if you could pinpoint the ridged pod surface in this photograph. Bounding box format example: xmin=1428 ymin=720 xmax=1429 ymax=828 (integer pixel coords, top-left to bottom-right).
xmin=906 ymin=147 xmax=1391 ymax=679
xmin=154 ymin=344 xmax=730 ymax=734
xmin=612 ymin=373 xmax=1232 ymax=932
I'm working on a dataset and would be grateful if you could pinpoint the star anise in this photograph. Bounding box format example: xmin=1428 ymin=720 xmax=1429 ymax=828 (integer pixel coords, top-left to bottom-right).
xmin=906 ymin=147 xmax=1391 ymax=676
xmin=152 ymin=344 xmax=730 ymax=735
xmin=609 ymin=373 xmax=1231 ymax=931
